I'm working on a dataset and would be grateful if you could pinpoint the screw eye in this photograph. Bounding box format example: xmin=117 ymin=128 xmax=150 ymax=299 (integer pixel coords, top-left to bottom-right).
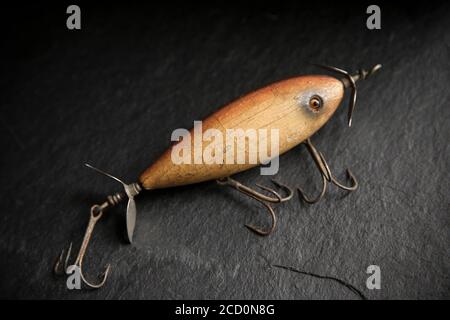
xmin=309 ymin=95 xmax=323 ymax=112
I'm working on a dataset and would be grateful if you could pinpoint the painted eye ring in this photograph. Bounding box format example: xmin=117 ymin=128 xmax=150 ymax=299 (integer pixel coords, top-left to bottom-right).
xmin=309 ymin=95 xmax=323 ymax=112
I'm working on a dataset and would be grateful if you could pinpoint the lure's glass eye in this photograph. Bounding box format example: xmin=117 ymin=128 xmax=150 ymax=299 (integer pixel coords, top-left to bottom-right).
xmin=309 ymin=95 xmax=323 ymax=112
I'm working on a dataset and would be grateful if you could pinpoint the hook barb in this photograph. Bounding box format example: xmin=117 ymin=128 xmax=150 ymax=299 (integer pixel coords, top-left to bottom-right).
xmin=54 ymin=242 xmax=72 ymax=276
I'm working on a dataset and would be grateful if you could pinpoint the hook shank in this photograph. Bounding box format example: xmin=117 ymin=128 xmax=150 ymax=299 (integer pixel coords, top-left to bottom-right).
xmin=54 ymin=205 xmax=111 ymax=289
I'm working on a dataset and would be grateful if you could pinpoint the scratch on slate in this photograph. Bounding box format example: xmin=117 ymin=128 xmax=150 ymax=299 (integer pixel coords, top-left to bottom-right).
xmin=272 ymin=264 xmax=367 ymax=300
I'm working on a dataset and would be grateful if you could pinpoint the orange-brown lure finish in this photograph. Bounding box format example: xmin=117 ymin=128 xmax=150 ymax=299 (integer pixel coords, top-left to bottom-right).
xmin=140 ymin=75 xmax=344 ymax=189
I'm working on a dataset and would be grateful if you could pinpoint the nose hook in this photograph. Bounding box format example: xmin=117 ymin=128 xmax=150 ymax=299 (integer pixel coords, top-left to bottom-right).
xmin=217 ymin=176 xmax=293 ymax=235
xmin=54 ymin=205 xmax=111 ymax=289
xmin=314 ymin=64 xmax=382 ymax=127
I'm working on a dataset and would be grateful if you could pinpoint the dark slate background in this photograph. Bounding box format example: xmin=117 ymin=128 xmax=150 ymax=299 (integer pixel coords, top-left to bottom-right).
xmin=1 ymin=1 xmax=449 ymax=299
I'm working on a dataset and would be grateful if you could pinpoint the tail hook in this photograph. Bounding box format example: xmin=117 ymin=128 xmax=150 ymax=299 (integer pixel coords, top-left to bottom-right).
xmin=298 ymin=138 xmax=358 ymax=204
xmin=54 ymin=163 xmax=142 ymax=289
xmin=217 ymin=176 xmax=293 ymax=236
xmin=54 ymin=205 xmax=111 ymax=289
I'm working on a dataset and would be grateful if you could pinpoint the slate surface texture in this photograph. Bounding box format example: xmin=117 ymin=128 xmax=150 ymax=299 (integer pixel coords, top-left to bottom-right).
xmin=1 ymin=2 xmax=449 ymax=299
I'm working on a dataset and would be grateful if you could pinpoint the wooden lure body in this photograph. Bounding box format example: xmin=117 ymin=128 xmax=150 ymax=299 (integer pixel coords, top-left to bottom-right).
xmin=140 ymin=75 xmax=344 ymax=190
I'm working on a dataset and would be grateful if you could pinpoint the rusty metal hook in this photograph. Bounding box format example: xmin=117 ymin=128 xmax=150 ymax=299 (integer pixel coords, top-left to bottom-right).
xmin=54 ymin=205 xmax=111 ymax=289
xmin=217 ymin=176 xmax=293 ymax=235
xmin=314 ymin=64 xmax=382 ymax=127
xmin=297 ymin=138 xmax=358 ymax=204
xmin=54 ymin=164 xmax=142 ymax=289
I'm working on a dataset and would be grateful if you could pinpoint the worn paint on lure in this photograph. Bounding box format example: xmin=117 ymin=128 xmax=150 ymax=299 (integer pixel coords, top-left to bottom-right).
xmin=54 ymin=64 xmax=382 ymax=288
xmin=141 ymin=75 xmax=344 ymax=188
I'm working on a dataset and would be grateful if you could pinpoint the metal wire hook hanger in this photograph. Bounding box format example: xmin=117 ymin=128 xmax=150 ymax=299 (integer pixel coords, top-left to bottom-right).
xmin=217 ymin=176 xmax=293 ymax=235
xmin=54 ymin=164 xmax=142 ymax=289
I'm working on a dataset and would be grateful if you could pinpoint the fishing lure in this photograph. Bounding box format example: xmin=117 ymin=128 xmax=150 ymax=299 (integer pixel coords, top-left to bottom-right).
xmin=54 ymin=64 xmax=381 ymax=288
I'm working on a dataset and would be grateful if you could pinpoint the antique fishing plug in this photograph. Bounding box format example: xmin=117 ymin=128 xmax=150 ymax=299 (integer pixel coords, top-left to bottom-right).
xmin=54 ymin=64 xmax=381 ymax=288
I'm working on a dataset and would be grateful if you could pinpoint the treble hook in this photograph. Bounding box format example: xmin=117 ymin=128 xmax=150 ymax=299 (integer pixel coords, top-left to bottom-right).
xmin=297 ymin=138 xmax=358 ymax=204
xmin=314 ymin=64 xmax=382 ymax=127
xmin=54 ymin=164 xmax=142 ymax=289
xmin=217 ymin=176 xmax=293 ymax=235
xmin=54 ymin=205 xmax=111 ymax=289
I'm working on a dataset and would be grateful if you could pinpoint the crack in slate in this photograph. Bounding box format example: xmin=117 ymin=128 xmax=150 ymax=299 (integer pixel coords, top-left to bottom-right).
xmin=272 ymin=264 xmax=368 ymax=300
